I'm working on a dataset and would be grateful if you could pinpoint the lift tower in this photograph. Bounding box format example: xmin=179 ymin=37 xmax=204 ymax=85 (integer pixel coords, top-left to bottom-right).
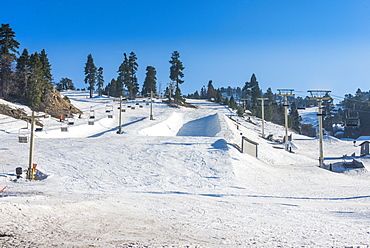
xmin=308 ymin=90 xmax=331 ymax=168
xmin=22 ymin=111 xmax=49 ymax=180
xmin=277 ymin=89 xmax=295 ymax=151
xmin=257 ymin=98 xmax=268 ymax=138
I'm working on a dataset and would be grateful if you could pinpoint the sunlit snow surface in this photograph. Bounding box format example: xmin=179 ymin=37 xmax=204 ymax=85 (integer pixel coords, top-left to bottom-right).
xmin=0 ymin=91 xmax=369 ymax=247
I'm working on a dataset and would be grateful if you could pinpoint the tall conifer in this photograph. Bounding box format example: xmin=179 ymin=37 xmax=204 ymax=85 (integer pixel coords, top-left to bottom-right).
xmin=97 ymin=67 xmax=104 ymax=96
xmin=142 ymin=66 xmax=157 ymax=96
xmin=169 ymin=51 xmax=185 ymax=103
xmin=84 ymin=54 xmax=97 ymax=98
xmin=0 ymin=24 xmax=20 ymax=98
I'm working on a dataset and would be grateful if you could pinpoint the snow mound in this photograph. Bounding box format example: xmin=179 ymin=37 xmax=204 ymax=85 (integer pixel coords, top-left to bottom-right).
xmin=139 ymin=112 xmax=222 ymax=137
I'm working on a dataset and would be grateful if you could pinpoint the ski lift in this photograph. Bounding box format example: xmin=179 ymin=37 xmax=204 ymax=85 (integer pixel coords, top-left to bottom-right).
xmin=18 ymin=127 xmax=29 ymax=143
xmin=89 ymin=107 xmax=95 ymax=119
xmin=61 ymin=123 xmax=68 ymax=132
xmin=106 ymin=104 xmax=113 ymax=113
xmin=345 ymin=110 xmax=360 ymax=128
xmin=105 ymin=104 xmax=113 ymax=118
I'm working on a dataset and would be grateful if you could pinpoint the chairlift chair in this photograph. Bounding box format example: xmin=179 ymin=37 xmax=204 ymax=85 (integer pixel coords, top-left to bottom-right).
xmin=106 ymin=104 xmax=113 ymax=113
xmin=61 ymin=124 xmax=68 ymax=132
xmin=345 ymin=111 xmax=360 ymax=128
xmin=89 ymin=109 xmax=95 ymax=119
xmin=18 ymin=128 xmax=29 ymax=143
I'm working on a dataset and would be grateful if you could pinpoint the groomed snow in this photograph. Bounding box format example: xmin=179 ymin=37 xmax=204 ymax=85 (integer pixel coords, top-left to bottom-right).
xmin=0 ymin=91 xmax=369 ymax=247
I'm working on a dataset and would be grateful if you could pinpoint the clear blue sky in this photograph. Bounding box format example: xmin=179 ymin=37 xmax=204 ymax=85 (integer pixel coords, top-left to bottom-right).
xmin=2 ymin=0 xmax=370 ymax=99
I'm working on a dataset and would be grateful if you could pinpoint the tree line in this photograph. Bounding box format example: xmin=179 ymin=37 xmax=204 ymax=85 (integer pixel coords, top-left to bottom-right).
xmin=83 ymin=51 xmax=185 ymax=105
xmin=187 ymin=74 xmax=303 ymax=133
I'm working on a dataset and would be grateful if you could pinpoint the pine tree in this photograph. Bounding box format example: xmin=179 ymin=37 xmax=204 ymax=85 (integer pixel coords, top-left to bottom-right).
xmin=39 ymin=49 xmax=53 ymax=84
xmin=26 ymin=52 xmax=44 ymax=107
xmin=38 ymin=49 xmax=53 ymax=103
xmin=289 ymin=102 xmax=301 ymax=132
xmin=117 ymin=52 xmax=139 ymax=99
xmin=116 ymin=54 xmax=127 ymax=97
xmin=323 ymin=92 xmax=334 ymax=133
xmin=0 ymin=24 xmax=20 ymax=98
xmin=200 ymin=86 xmax=207 ymax=99
xmin=56 ymin=77 xmax=74 ymax=91
xmin=229 ymin=95 xmax=237 ymax=109
xmin=207 ymin=80 xmax=216 ymax=99
xmin=16 ymin=48 xmax=30 ymax=98
xmin=264 ymin=87 xmax=275 ymax=103
xmin=142 ymin=66 xmax=157 ymax=96
xmin=128 ymin=52 xmax=139 ymax=99
xmin=169 ymin=51 xmax=185 ymax=103
xmin=97 ymin=67 xmax=104 ymax=96
xmin=84 ymin=54 xmax=97 ymax=98
xmin=215 ymin=89 xmax=223 ymax=103
xmin=103 ymin=78 xmax=118 ymax=97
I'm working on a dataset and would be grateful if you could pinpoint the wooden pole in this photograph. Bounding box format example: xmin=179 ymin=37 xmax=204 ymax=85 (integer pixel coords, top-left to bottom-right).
xmin=24 ymin=111 xmax=49 ymax=180
xmin=257 ymin=98 xmax=268 ymax=138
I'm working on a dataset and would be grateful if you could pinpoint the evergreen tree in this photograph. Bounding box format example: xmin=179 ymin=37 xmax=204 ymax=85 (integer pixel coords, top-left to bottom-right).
xmin=200 ymin=86 xmax=207 ymax=99
xmin=39 ymin=49 xmax=53 ymax=85
xmin=84 ymin=54 xmax=97 ymax=98
xmin=169 ymin=51 xmax=185 ymax=103
xmin=15 ymin=48 xmax=30 ymax=98
xmin=226 ymin=86 xmax=232 ymax=96
xmin=116 ymin=54 xmax=128 ymax=97
xmin=223 ymin=97 xmax=229 ymax=106
xmin=56 ymin=77 xmax=74 ymax=91
xmin=26 ymin=52 xmax=44 ymax=107
xmin=103 ymin=78 xmax=118 ymax=97
xmin=215 ymin=89 xmax=223 ymax=103
xmin=193 ymin=90 xmax=200 ymax=99
xmin=322 ymin=92 xmax=334 ymax=134
xmin=0 ymin=24 xmax=20 ymax=98
xmin=264 ymin=87 xmax=275 ymax=103
xmin=128 ymin=52 xmax=139 ymax=98
xmin=229 ymin=95 xmax=237 ymax=109
xmin=38 ymin=49 xmax=53 ymax=103
xmin=96 ymin=67 xmax=104 ymax=96
xmin=0 ymin=24 xmax=20 ymax=58
xmin=142 ymin=66 xmax=157 ymax=96
xmin=289 ymin=102 xmax=301 ymax=132
xmin=207 ymin=80 xmax=216 ymax=99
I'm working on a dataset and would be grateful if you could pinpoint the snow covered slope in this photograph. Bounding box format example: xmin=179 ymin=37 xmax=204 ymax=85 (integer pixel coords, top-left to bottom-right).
xmin=0 ymin=91 xmax=369 ymax=247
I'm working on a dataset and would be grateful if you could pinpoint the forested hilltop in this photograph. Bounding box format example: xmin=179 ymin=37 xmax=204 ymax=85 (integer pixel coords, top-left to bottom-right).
xmin=0 ymin=24 xmax=81 ymax=118
xmin=188 ymin=76 xmax=370 ymax=139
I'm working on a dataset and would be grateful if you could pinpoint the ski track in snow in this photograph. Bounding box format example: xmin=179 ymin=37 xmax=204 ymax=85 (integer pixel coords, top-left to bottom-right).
xmin=0 ymin=91 xmax=370 ymax=247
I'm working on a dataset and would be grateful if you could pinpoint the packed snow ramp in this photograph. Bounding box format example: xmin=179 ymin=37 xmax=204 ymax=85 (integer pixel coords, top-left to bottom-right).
xmin=140 ymin=112 xmax=221 ymax=137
